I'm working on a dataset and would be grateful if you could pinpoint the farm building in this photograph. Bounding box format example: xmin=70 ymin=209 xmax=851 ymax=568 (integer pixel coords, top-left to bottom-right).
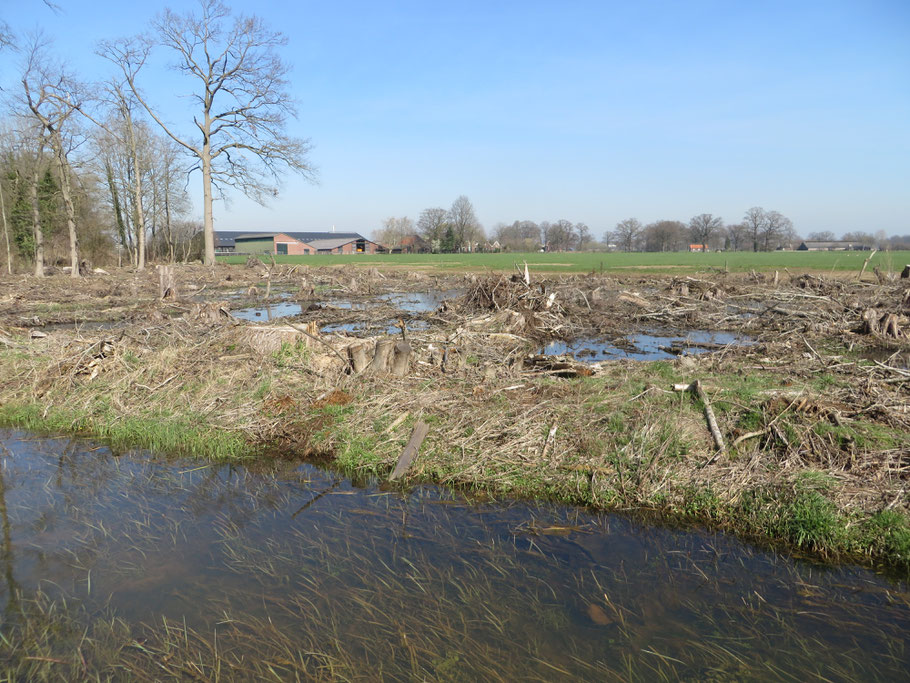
xmin=688 ymin=244 xmax=707 ymax=252
xmin=213 ymin=231 xmax=383 ymax=255
xmin=797 ymin=240 xmax=872 ymax=251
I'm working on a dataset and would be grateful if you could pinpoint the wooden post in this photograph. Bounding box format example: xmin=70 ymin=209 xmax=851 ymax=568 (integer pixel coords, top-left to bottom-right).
xmin=390 ymin=341 xmax=412 ymax=376
xmin=371 ymin=338 xmax=395 ymax=373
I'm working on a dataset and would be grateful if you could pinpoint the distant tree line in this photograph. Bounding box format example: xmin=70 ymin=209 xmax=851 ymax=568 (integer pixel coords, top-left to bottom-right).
xmin=376 ymin=195 xmax=487 ymax=253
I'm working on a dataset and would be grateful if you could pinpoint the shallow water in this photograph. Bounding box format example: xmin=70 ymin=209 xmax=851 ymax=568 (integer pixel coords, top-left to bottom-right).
xmin=543 ymin=330 xmax=749 ymax=362
xmin=232 ymin=289 xmax=459 ymax=321
xmin=0 ymin=430 xmax=906 ymax=679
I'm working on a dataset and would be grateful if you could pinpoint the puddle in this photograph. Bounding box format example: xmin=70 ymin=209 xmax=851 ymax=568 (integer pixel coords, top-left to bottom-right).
xmin=234 ymin=289 xmax=460 ymax=322
xmin=320 ymin=319 xmax=430 ymax=335
xmin=0 ymin=429 xmax=906 ymax=679
xmin=542 ymin=330 xmax=750 ymax=362
xmin=377 ymin=289 xmax=461 ymax=313
xmin=231 ymin=300 xmax=303 ymax=321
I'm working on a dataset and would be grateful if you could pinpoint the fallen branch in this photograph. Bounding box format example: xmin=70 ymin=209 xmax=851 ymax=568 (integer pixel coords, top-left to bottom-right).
xmin=389 ymin=421 xmax=430 ymax=481
xmin=674 ymin=380 xmax=726 ymax=454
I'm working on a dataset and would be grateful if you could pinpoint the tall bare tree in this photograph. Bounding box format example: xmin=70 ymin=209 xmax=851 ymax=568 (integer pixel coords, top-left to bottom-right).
xmin=102 ymin=0 xmax=315 ymax=266
xmin=761 ymin=210 xmax=793 ymax=251
xmin=417 ymin=207 xmax=448 ymax=249
xmin=641 ymin=220 xmax=686 ymax=252
xmin=688 ymin=213 xmax=723 ymax=247
xmin=612 ymin=217 xmax=642 ymax=252
xmin=448 ymin=195 xmax=483 ymax=252
xmin=21 ymin=38 xmax=84 ymax=277
xmin=742 ymin=207 xmax=767 ymax=252
xmin=375 ymin=216 xmax=413 ymax=248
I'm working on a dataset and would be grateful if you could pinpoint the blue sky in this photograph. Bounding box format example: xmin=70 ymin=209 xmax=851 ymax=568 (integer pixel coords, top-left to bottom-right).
xmin=2 ymin=0 xmax=909 ymax=239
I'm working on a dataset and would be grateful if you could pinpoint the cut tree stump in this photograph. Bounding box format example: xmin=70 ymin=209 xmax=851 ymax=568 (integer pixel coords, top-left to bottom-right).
xmin=371 ymin=338 xmax=395 ymax=373
xmin=158 ymin=265 xmax=177 ymax=300
xmin=349 ymin=343 xmax=370 ymax=373
xmin=390 ymin=341 xmax=412 ymax=376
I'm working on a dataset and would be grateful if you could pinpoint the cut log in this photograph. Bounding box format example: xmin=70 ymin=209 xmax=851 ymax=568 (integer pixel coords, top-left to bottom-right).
xmin=389 ymin=421 xmax=430 ymax=481
xmin=390 ymin=341 xmax=412 ymax=376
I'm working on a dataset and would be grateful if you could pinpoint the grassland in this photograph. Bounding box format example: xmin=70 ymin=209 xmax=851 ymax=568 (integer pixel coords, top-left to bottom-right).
xmin=221 ymin=248 xmax=910 ymax=274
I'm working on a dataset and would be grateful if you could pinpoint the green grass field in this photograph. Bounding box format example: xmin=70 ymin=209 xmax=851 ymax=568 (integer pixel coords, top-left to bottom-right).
xmin=220 ymin=249 xmax=910 ymax=274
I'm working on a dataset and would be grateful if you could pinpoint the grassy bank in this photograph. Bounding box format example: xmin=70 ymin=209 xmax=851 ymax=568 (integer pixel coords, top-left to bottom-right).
xmin=221 ymin=249 xmax=910 ymax=274
xmin=1 ymin=326 xmax=908 ymax=574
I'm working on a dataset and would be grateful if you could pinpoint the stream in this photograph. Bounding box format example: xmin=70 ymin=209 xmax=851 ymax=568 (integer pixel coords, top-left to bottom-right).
xmin=0 ymin=430 xmax=906 ymax=679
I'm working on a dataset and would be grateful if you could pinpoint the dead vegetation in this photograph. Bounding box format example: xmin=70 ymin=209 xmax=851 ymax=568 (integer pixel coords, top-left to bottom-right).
xmin=0 ymin=262 xmax=909 ymax=566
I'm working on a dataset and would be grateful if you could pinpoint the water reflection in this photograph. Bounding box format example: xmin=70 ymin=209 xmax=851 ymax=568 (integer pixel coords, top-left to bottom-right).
xmin=0 ymin=430 xmax=906 ymax=680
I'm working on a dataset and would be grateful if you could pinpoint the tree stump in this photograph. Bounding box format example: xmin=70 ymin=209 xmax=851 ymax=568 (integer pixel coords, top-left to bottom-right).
xmin=158 ymin=265 xmax=177 ymax=300
xmin=349 ymin=343 xmax=370 ymax=373
xmin=390 ymin=341 xmax=412 ymax=376
xmin=371 ymin=338 xmax=395 ymax=373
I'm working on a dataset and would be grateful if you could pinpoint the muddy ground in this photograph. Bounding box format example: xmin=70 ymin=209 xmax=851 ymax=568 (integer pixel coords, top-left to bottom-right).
xmin=1 ymin=261 xmax=909 ymax=569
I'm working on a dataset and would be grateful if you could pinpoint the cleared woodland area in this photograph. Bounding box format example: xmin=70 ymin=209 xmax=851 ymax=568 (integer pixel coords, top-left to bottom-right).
xmin=1 ymin=260 xmax=909 ymax=571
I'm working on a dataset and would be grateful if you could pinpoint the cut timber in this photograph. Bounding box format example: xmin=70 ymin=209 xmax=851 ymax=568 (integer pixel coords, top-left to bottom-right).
xmin=390 ymin=341 xmax=412 ymax=376
xmin=674 ymin=380 xmax=726 ymax=455
xmin=371 ymin=338 xmax=395 ymax=373
xmin=389 ymin=421 xmax=430 ymax=481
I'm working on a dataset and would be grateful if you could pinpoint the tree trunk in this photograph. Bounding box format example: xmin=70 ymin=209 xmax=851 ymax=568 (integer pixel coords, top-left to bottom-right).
xmin=104 ymin=160 xmax=129 ymax=259
xmin=50 ymin=134 xmax=79 ymax=278
xmin=202 ymin=147 xmax=215 ymax=266
xmin=0 ymin=178 xmax=11 ymax=275
xmin=29 ymin=167 xmax=44 ymax=278
xmin=124 ymin=109 xmax=147 ymax=271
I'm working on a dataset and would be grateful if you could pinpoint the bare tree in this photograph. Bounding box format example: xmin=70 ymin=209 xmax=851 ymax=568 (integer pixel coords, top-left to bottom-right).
xmin=574 ymin=222 xmax=593 ymax=250
xmin=21 ymin=37 xmax=84 ymax=277
xmin=612 ymin=217 xmax=642 ymax=252
xmin=807 ymin=230 xmax=835 ymax=241
xmin=375 ymin=216 xmax=413 ymax=248
xmin=493 ymin=220 xmax=540 ymax=252
xmin=416 ymin=207 xmax=448 ymax=249
xmin=448 ymin=195 xmax=483 ymax=251
xmin=102 ymin=0 xmax=315 ymax=266
xmin=641 ymin=220 xmax=686 ymax=252
xmin=688 ymin=213 xmax=723 ymax=247
xmin=742 ymin=207 xmax=767 ymax=252
xmin=761 ymin=210 xmax=793 ymax=251
xmin=726 ymin=223 xmax=750 ymax=251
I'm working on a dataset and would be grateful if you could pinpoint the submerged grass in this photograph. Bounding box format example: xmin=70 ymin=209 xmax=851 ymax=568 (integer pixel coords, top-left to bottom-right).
xmin=0 ymin=403 xmax=252 ymax=460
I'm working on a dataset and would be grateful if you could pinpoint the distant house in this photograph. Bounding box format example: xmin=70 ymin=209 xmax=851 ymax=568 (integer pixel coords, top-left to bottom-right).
xmin=797 ymin=240 xmax=871 ymax=251
xmin=398 ymin=235 xmax=431 ymax=254
xmin=213 ymin=231 xmax=382 ymax=255
xmin=688 ymin=244 xmax=707 ymax=252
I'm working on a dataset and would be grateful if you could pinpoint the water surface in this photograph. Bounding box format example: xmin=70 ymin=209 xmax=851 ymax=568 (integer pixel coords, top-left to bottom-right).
xmin=0 ymin=431 xmax=906 ymax=680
